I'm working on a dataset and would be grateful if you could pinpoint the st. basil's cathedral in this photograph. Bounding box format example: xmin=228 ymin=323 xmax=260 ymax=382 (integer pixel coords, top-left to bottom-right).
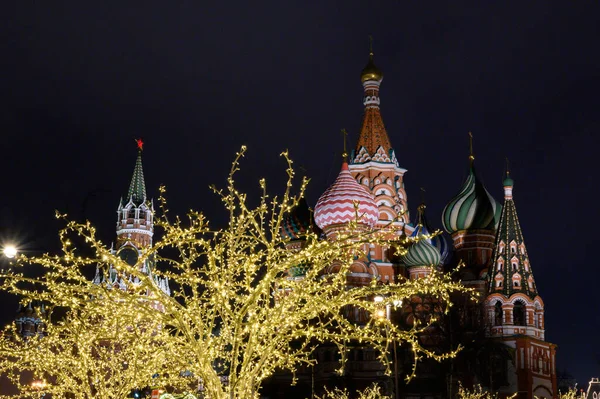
xmin=37 ymin=48 xmax=557 ymax=398
xmin=271 ymin=47 xmax=557 ymax=399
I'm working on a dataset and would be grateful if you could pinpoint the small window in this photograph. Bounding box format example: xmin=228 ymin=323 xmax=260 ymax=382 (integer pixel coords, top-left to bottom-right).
xmin=513 ymin=301 xmax=526 ymax=326
xmin=514 ymin=281 xmax=519 ymax=287
xmin=511 ymin=247 xmax=516 ymax=254
xmin=494 ymin=302 xmax=503 ymax=326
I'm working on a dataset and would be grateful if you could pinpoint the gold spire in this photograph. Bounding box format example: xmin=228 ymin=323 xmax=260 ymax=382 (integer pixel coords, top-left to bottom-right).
xmin=505 ymin=157 xmax=510 ymax=178
xmin=369 ymin=35 xmax=374 ymax=57
xmin=468 ymin=132 xmax=475 ymax=165
xmin=417 ymin=188 xmax=426 ymax=221
xmin=341 ymin=128 xmax=348 ymax=161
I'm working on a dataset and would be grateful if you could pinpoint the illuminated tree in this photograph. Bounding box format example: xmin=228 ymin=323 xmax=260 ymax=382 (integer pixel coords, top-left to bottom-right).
xmin=0 ymin=302 xmax=171 ymax=399
xmin=0 ymin=148 xmax=471 ymax=399
xmin=317 ymin=384 xmax=390 ymax=399
xmin=456 ymin=384 xmax=517 ymax=399
xmin=555 ymin=387 xmax=579 ymax=399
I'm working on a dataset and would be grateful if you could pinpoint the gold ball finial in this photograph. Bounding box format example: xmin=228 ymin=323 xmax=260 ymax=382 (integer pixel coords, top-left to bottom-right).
xmin=361 ymin=36 xmax=383 ymax=83
xmin=341 ymin=129 xmax=348 ymax=161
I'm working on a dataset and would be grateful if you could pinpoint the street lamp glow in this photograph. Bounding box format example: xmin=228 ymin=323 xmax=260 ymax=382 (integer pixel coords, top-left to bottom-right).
xmin=2 ymin=245 xmax=17 ymax=259
xmin=31 ymin=379 xmax=47 ymax=389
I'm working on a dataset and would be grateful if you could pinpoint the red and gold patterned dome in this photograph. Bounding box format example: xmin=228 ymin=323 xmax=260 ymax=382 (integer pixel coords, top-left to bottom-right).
xmin=314 ymin=162 xmax=379 ymax=231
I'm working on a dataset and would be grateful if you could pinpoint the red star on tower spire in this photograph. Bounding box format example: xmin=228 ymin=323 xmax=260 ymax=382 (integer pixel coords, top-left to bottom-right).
xmin=135 ymin=138 xmax=144 ymax=151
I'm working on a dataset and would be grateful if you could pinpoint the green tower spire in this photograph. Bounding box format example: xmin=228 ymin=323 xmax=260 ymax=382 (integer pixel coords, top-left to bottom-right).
xmin=488 ymin=175 xmax=538 ymax=298
xmin=127 ymin=140 xmax=147 ymax=205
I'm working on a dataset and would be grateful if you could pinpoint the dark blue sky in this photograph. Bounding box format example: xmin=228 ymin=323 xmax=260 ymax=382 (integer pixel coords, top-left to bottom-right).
xmin=1 ymin=1 xmax=599 ymax=386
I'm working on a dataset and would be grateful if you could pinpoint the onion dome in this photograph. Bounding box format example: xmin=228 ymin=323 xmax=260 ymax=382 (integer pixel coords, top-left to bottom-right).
xmin=281 ymin=198 xmax=318 ymax=240
xmin=433 ymin=233 xmax=451 ymax=265
xmin=442 ymin=165 xmax=502 ymax=234
xmin=402 ymin=239 xmax=441 ymax=268
xmin=361 ymin=52 xmax=383 ymax=83
xmin=314 ymin=162 xmax=379 ymax=231
xmin=410 ymin=203 xmax=433 ymax=242
xmin=411 ymin=203 xmax=451 ymax=265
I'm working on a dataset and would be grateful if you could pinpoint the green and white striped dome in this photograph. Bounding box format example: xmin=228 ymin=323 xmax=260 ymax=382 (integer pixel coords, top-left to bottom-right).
xmin=442 ymin=165 xmax=502 ymax=234
xmin=402 ymin=239 xmax=441 ymax=268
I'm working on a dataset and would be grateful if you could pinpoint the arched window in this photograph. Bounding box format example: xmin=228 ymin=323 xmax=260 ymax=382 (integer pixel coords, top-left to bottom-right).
xmin=513 ymin=300 xmax=526 ymax=326
xmin=494 ymin=302 xmax=503 ymax=326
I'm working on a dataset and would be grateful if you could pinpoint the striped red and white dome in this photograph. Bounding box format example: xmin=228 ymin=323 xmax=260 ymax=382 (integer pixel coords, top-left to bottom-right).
xmin=314 ymin=162 xmax=379 ymax=230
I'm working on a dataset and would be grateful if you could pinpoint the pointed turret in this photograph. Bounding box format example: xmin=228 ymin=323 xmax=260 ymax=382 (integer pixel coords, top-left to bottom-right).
xmin=349 ymin=40 xmax=411 ymax=230
xmin=483 ymin=171 xmax=555 ymax=398
xmin=487 ymin=174 xmax=538 ymax=298
xmin=116 ymin=139 xmax=153 ymax=250
xmin=352 ymin=43 xmax=394 ymax=165
xmin=126 ymin=149 xmax=147 ymax=206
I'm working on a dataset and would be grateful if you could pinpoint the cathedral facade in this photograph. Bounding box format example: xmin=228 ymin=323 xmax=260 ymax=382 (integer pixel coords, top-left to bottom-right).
xmin=272 ymin=49 xmax=557 ymax=399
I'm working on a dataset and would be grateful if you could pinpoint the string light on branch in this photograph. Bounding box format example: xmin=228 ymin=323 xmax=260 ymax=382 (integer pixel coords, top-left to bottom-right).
xmin=0 ymin=148 xmax=472 ymax=399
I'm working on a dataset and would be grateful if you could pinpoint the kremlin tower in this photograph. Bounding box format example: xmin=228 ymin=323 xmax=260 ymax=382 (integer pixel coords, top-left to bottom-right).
xmin=92 ymin=141 xmax=170 ymax=300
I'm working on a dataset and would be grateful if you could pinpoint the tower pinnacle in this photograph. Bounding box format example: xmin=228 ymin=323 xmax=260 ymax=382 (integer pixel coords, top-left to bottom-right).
xmin=468 ymin=132 xmax=475 ymax=165
xmin=127 ymin=140 xmax=147 ymax=205
xmin=353 ymin=41 xmax=394 ymax=164
xmin=341 ymin=128 xmax=348 ymax=161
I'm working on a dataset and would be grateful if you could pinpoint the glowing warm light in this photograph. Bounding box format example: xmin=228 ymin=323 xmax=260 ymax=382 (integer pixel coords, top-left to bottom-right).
xmin=0 ymin=148 xmax=472 ymax=399
xmin=2 ymin=245 xmax=17 ymax=258
xmin=31 ymin=379 xmax=47 ymax=389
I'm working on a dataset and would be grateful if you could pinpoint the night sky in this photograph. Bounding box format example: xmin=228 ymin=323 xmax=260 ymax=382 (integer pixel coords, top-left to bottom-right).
xmin=1 ymin=1 xmax=599 ymax=387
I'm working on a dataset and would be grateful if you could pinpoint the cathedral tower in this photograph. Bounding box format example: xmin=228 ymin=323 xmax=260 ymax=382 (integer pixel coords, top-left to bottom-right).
xmin=484 ymin=173 xmax=557 ymax=399
xmin=442 ymin=134 xmax=501 ymax=295
xmin=348 ymin=46 xmax=414 ymax=284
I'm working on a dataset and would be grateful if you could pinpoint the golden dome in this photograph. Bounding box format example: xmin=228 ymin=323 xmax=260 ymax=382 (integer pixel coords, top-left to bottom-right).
xmin=360 ymin=53 xmax=383 ymax=83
